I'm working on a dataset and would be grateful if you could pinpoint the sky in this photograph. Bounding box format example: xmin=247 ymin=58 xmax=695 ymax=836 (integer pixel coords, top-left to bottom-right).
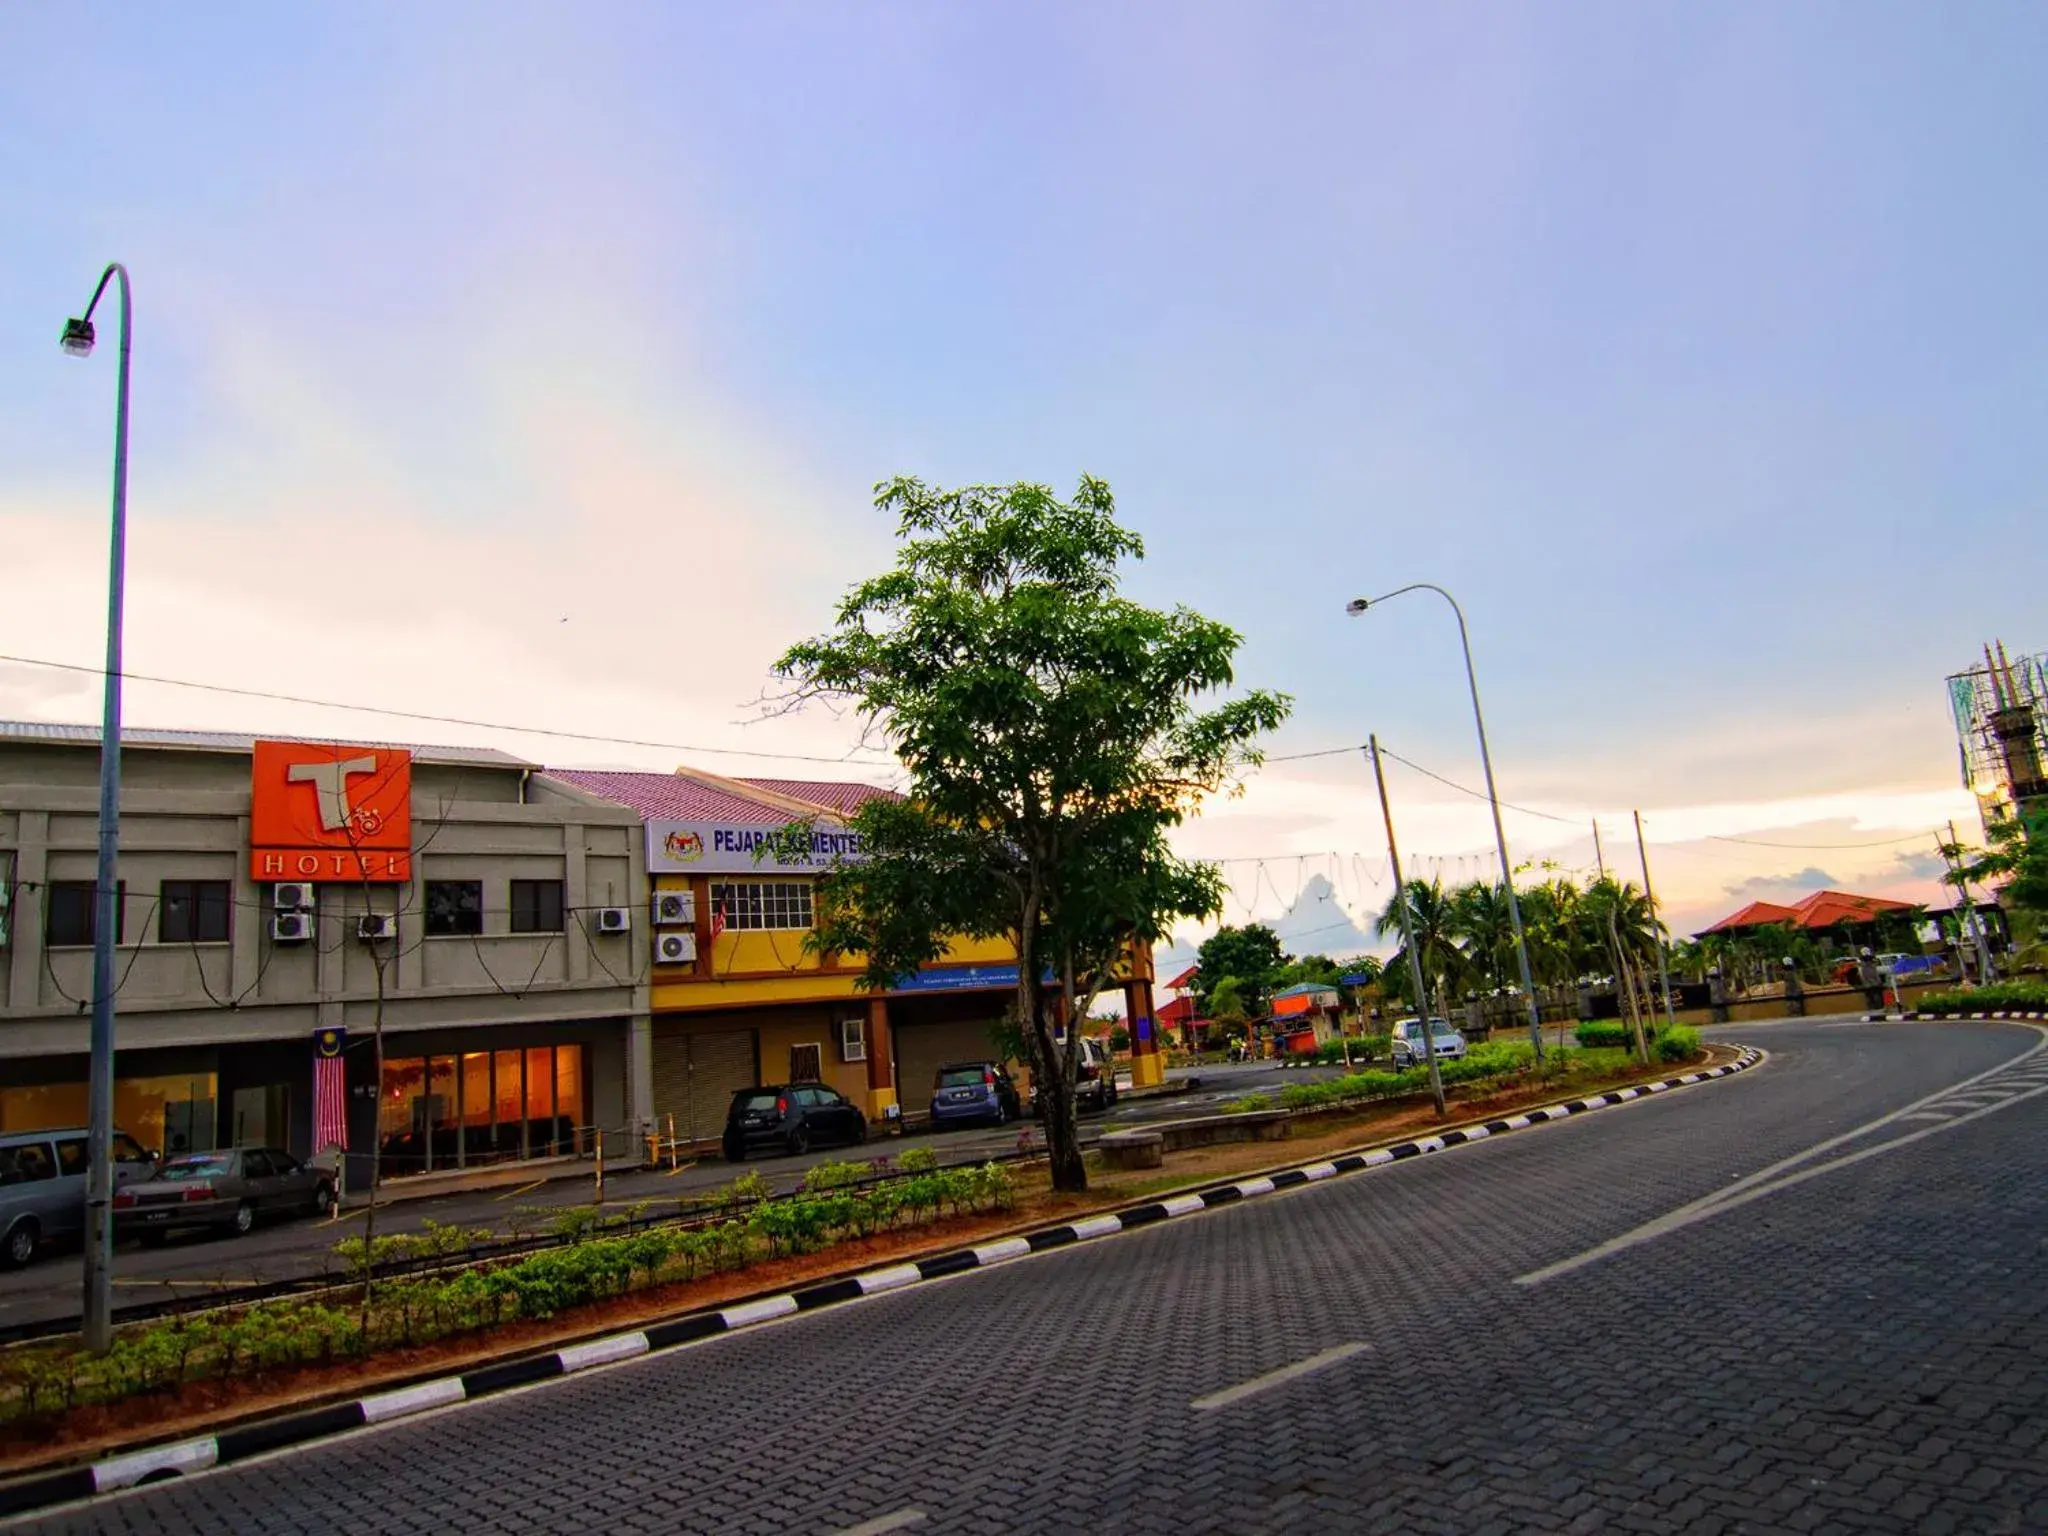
xmin=3 ymin=2 xmax=2043 ymax=951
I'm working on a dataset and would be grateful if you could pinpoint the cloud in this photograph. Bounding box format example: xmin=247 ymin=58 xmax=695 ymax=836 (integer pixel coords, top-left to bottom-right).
xmin=1888 ymin=850 xmax=1951 ymax=882
xmin=1720 ymin=866 xmax=1839 ymax=901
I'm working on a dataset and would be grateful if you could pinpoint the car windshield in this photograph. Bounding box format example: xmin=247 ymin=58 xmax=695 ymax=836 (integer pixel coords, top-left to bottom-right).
xmin=157 ymin=1155 xmax=234 ymax=1181
xmin=734 ymin=1091 xmax=780 ymax=1113
xmin=938 ymin=1067 xmax=988 ymax=1088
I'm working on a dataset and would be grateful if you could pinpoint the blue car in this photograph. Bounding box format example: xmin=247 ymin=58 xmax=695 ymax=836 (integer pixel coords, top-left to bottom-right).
xmin=929 ymin=1062 xmax=1023 ymax=1128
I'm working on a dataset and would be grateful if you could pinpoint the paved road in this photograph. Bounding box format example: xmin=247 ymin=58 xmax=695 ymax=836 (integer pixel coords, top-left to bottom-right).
xmin=25 ymin=1019 xmax=2045 ymax=1534
xmin=0 ymin=1063 xmax=1313 ymax=1332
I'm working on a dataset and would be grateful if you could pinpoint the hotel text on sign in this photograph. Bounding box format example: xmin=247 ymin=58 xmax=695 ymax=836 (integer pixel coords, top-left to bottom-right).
xmin=250 ymin=742 xmax=413 ymax=882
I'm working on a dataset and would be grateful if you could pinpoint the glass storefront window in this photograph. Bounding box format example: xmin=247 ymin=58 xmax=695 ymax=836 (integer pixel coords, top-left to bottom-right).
xmin=372 ymin=1044 xmax=587 ymax=1174
xmin=1 ymin=1075 xmax=218 ymax=1158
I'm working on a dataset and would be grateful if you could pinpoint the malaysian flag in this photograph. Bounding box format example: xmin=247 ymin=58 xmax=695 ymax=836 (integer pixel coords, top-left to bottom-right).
xmin=313 ymin=1027 xmax=348 ymax=1153
xmin=708 ymin=900 xmax=727 ymax=944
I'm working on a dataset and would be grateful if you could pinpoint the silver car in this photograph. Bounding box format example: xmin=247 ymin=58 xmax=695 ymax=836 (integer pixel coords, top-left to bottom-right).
xmin=114 ymin=1147 xmax=336 ymax=1242
xmin=1390 ymin=1017 xmax=1467 ymax=1070
xmin=0 ymin=1127 xmax=158 ymax=1268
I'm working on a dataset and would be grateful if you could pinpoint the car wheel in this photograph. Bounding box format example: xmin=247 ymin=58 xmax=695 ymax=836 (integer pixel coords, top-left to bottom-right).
xmin=1 ymin=1219 xmax=37 ymax=1269
xmin=227 ymin=1201 xmax=255 ymax=1237
xmin=787 ymin=1124 xmax=811 ymax=1157
xmin=313 ymin=1181 xmax=335 ymax=1216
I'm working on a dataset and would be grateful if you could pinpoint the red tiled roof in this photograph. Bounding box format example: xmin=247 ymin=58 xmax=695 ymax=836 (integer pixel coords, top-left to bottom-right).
xmin=543 ymin=770 xmax=793 ymax=824
xmin=738 ymin=778 xmax=897 ymax=817
xmin=1699 ymin=900 xmax=1799 ymax=935
xmin=1698 ymin=890 xmax=1915 ymax=936
xmin=1788 ymin=890 xmax=1915 ymax=929
xmin=1163 ymin=964 xmax=1200 ymax=992
xmin=1157 ymin=995 xmax=1200 ymax=1023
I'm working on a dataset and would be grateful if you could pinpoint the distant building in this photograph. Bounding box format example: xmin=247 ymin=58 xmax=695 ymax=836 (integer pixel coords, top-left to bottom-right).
xmin=1695 ymin=889 xmax=1916 ymax=947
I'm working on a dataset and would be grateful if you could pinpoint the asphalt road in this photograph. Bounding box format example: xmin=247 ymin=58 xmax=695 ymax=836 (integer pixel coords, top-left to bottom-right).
xmin=0 ymin=1062 xmax=1315 ymax=1332
xmin=24 ymin=1018 xmax=2047 ymax=1534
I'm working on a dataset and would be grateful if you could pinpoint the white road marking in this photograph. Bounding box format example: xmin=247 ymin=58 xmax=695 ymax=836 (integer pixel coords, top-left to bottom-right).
xmin=1069 ymin=1215 xmax=1125 ymax=1240
xmin=1191 ymin=1342 xmax=1372 ymax=1411
xmin=835 ymin=1508 xmax=929 ymax=1535
xmin=1517 ymin=1055 xmax=2048 ymax=1288
xmin=1160 ymin=1194 xmax=1208 ymax=1217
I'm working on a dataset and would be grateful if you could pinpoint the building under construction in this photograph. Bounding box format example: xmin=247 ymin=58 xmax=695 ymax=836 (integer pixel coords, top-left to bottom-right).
xmin=1948 ymin=641 xmax=2048 ymax=834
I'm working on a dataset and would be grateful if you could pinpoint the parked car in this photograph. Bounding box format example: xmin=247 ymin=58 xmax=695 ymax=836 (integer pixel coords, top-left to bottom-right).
xmin=112 ymin=1147 xmax=334 ymax=1242
xmin=929 ymin=1061 xmax=1023 ymax=1128
xmin=0 ymin=1127 xmax=157 ymax=1268
xmin=1030 ymin=1036 xmax=1121 ymax=1115
xmin=722 ymin=1083 xmax=868 ymax=1162
xmin=1390 ymin=1017 xmax=1467 ymax=1070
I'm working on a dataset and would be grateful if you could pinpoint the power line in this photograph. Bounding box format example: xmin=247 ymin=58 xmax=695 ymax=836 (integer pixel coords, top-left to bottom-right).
xmin=0 ymin=652 xmax=900 ymax=767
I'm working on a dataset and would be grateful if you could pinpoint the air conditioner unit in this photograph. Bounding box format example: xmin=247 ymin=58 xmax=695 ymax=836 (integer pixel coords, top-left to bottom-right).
xmin=655 ymin=931 xmax=697 ymax=966
xmin=357 ymin=914 xmax=399 ymax=942
xmin=595 ymin=907 xmax=631 ymax=935
xmin=271 ymin=911 xmax=314 ymax=944
xmin=274 ymin=882 xmax=316 ymax=912
xmin=653 ymin=889 xmax=696 ymax=926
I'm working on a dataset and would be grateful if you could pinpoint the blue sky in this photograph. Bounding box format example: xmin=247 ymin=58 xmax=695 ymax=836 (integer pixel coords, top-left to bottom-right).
xmin=3 ymin=2 xmax=2043 ymax=937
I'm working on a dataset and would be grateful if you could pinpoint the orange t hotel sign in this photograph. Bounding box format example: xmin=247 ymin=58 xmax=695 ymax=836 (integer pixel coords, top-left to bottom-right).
xmin=249 ymin=741 xmax=413 ymax=882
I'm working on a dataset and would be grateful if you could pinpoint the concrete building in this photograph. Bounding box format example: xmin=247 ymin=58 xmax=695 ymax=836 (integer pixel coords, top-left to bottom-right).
xmin=0 ymin=724 xmax=651 ymax=1191
xmin=547 ymin=766 xmax=1029 ymax=1141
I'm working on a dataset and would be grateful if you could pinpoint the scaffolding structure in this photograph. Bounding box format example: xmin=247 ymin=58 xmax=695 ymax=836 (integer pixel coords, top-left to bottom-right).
xmin=1948 ymin=640 xmax=2048 ymax=833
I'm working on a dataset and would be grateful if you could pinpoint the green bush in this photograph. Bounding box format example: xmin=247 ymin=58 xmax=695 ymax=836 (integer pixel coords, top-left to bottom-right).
xmin=801 ymin=1158 xmax=875 ymax=1192
xmin=1653 ymin=1024 xmax=1700 ymax=1062
xmin=1573 ymin=1020 xmax=1631 ymax=1050
xmin=1915 ymin=980 xmax=2048 ymax=1014
xmin=897 ymin=1146 xmax=939 ymax=1174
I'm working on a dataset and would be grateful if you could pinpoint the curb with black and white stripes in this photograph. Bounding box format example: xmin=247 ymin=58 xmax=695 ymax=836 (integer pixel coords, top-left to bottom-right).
xmin=0 ymin=1046 xmax=1762 ymax=1523
xmin=1862 ymin=1009 xmax=2048 ymax=1023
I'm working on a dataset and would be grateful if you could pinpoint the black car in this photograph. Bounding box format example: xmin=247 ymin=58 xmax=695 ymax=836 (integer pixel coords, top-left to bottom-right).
xmin=723 ymin=1083 xmax=868 ymax=1162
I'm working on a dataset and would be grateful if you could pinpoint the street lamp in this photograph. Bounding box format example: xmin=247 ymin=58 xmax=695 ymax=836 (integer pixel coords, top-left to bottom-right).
xmin=1347 ymin=584 xmax=1544 ymax=1060
xmin=61 ymin=262 xmax=133 ymax=1355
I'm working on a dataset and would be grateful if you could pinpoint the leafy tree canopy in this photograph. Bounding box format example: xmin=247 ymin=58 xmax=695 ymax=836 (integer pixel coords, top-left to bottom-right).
xmin=774 ymin=475 xmax=1289 ymax=1189
xmin=1194 ymin=924 xmax=1284 ymax=1011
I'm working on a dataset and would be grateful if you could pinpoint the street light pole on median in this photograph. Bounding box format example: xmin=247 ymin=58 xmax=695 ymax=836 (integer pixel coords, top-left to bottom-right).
xmin=1347 ymin=585 xmax=1545 ymax=1060
xmin=1367 ymin=737 xmax=1446 ymax=1117
xmin=61 ymin=262 xmax=133 ymax=1355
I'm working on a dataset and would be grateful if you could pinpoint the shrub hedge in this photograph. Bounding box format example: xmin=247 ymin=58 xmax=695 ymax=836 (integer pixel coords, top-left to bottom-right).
xmin=1913 ymin=980 xmax=2048 ymax=1014
xmin=0 ymin=1162 xmax=1015 ymax=1429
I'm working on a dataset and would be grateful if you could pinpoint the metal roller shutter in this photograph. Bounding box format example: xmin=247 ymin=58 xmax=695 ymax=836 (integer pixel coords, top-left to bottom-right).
xmin=652 ymin=1024 xmax=757 ymax=1147
xmin=896 ymin=1018 xmax=1006 ymax=1117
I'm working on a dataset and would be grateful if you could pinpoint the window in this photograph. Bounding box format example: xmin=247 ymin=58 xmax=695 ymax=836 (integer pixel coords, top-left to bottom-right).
xmin=46 ymin=881 xmax=123 ymax=947
xmin=838 ymin=1015 xmax=867 ymax=1063
xmin=0 ymin=1143 xmax=56 ymax=1184
xmin=788 ymin=1042 xmax=823 ymax=1082
xmin=241 ymin=1150 xmax=275 ymax=1178
xmin=510 ymin=879 xmax=565 ymax=934
xmin=709 ymin=880 xmax=813 ymax=932
xmin=160 ymin=880 xmax=231 ymax=944
xmin=112 ymin=1134 xmax=148 ymax=1164
xmin=425 ymin=881 xmax=483 ymax=937
xmin=54 ymin=1137 xmax=87 ymax=1176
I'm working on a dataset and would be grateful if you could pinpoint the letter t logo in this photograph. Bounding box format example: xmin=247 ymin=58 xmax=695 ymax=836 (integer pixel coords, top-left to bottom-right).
xmin=288 ymin=756 xmax=378 ymax=832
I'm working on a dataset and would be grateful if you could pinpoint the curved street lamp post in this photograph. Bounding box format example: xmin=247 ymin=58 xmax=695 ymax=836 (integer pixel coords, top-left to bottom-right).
xmin=61 ymin=262 xmax=133 ymax=1354
xmin=1347 ymin=584 xmax=1545 ymax=1060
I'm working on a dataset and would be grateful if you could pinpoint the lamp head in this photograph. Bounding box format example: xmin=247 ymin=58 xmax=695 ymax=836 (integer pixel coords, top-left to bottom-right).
xmin=1344 ymin=597 xmax=1370 ymax=617
xmin=59 ymin=317 xmax=95 ymax=358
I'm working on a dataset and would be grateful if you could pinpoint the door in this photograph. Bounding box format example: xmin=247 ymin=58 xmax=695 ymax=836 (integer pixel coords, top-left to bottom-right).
xmin=238 ymin=1149 xmax=279 ymax=1212
xmin=267 ymin=1151 xmax=313 ymax=1211
xmin=46 ymin=1138 xmax=87 ymax=1238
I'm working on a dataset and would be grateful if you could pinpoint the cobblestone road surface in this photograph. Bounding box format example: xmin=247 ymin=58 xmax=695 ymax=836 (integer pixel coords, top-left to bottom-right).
xmin=16 ymin=1020 xmax=2044 ymax=1535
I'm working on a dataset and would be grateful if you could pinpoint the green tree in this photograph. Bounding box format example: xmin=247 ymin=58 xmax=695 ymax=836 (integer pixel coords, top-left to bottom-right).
xmin=1448 ymin=880 xmax=1516 ymax=993
xmin=1270 ymin=953 xmax=1343 ymax=992
xmin=1375 ymin=877 xmax=1464 ymax=1015
xmin=1206 ymin=976 xmax=1250 ymax=1026
xmin=1194 ymin=924 xmax=1285 ymax=1016
xmin=775 ymin=475 xmax=1289 ymax=1191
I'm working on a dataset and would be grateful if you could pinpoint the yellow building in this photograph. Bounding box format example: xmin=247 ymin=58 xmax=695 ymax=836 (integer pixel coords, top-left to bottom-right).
xmin=546 ymin=767 xmax=1034 ymax=1143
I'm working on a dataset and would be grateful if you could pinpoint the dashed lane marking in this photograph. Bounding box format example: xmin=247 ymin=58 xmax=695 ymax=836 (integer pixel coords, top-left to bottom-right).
xmin=1191 ymin=1342 xmax=1372 ymax=1412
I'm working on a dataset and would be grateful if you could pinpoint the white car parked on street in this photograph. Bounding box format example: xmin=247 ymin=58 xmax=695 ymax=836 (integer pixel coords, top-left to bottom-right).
xmin=1390 ymin=1017 xmax=1467 ymax=1070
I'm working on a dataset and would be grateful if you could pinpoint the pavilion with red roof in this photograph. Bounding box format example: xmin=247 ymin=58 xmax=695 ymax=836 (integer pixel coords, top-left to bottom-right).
xmin=1696 ymin=889 xmax=1916 ymax=939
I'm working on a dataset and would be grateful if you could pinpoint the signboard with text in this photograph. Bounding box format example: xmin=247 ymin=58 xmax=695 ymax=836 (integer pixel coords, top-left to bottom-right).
xmin=645 ymin=819 xmax=865 ymax=876
xmin=250 ymin=741 xmax=413 ymax=882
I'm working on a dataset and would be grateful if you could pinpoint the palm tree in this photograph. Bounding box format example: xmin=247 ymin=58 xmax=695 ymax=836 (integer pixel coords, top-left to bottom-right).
xmin=1376 ymin=877 xmax=1465 ymax=1017
xmin=1448 ymin=880 xmax=1517 ymax=995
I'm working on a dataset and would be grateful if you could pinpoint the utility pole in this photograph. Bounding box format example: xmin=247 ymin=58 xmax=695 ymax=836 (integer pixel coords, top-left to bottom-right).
xmin=1942 ymin=822 xmax=1998 ymax=983
xmin=1592 ymin=818 xmax=1606 ymax=881
xmin=1635 ymin=810 xmax=1677 ymax=1027
xmin=1368 ymin=737 xmax=1446 ymax=1116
